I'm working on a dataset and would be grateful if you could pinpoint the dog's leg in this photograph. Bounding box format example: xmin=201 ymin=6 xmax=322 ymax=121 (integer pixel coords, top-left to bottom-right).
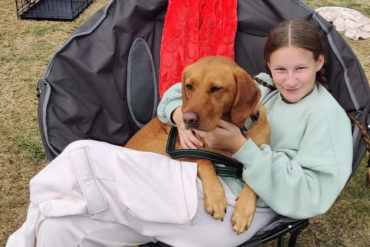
xmin=230 ymin=103 xmax=270 ymax=234
xmin=231 ymin=184 xmax=257 ymax=234
xmin=197 ymin=160 xmax=227 ymax=220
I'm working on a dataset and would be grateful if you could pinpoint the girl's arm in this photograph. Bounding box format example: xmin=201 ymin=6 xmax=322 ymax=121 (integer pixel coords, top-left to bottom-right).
xmin=234 ymin=107 xmax=352 ymax=219
xmin=157 ymin=83 xmax=183 ymax=125
xmin=157 ymin=72 xmax=273 ymax=124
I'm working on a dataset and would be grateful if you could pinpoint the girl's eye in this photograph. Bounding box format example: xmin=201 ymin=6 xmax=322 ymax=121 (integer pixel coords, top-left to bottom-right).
xmin=210 ymin=86 xmax=222 ymax=93
xmin=275 ymin=68 xmax=285 ymax=72
xmin=297 ymin=66 xmax=306 ymax=70
xmin=185 ymin=84 xmax=193 ymax=90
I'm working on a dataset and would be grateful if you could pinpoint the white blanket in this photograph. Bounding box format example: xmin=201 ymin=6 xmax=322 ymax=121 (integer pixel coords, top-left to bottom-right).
xmin=316 ymin=6 xmax=370 ymax=40
xmin=6 ymin=140 xmax=198 ymax=247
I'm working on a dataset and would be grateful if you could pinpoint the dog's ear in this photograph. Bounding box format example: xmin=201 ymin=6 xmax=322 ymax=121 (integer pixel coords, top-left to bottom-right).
xmin=181 ymin=65 xmax=192 ymax=107
xmin=230 ymin=67 xmax=261 ymax=126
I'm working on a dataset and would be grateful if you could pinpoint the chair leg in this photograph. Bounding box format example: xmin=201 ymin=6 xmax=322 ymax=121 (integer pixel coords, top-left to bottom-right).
xmin=289 ymin=229 xmax=305 ymax=247
xmin=288 ymin=220 xmax=309 ymax=247
xmin=277 ymin=234 xmax=284 ymax=247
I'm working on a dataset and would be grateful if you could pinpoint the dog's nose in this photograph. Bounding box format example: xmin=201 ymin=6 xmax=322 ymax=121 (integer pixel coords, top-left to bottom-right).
xmin=183 ymin=111 xmax=199 ymax=128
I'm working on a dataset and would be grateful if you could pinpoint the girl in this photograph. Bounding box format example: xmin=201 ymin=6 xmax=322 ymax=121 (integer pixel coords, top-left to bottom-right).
xmin=158 ymin=20 xmax=352 ymax=219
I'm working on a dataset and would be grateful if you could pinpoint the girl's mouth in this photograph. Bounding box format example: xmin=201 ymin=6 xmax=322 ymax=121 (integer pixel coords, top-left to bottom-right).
xmin=286 ymin=88 xmax=299 ymax=93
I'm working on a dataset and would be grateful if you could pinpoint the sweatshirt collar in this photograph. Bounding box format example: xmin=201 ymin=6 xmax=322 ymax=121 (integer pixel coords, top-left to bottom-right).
xmin=278 ymin=83 xmax=319 ymax=105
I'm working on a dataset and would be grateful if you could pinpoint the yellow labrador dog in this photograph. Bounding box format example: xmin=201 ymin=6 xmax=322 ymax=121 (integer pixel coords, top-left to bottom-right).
xmin=125 ymin=56 xmax=270 ymax=234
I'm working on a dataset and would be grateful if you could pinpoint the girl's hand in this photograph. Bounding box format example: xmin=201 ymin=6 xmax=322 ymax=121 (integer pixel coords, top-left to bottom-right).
xmin=197 ymin=120 xmax=247 ymax=153
xmin=172 ymin=107 xmax=204 ymax=149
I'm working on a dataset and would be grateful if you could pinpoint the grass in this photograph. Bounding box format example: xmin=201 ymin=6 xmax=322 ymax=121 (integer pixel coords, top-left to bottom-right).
xmin=0 ymin=0 xmax=369 ymax=246
xmin=12 ymin=134 xmax=47 ymax=162
xmin=0 ymin=0 xmax=110 ymax=245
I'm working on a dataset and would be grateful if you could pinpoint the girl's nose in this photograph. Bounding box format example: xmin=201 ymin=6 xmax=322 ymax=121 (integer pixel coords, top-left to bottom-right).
xmin=285 ymin=72 xmax=298 ymax=87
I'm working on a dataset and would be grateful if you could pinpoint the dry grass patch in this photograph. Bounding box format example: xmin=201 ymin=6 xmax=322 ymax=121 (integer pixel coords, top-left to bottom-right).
xmin=0 ymin=0 xmax=110 ymax=244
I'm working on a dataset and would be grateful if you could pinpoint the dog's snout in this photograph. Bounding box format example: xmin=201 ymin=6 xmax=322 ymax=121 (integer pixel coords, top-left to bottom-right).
xmin=183 ymin=111 xmax=199 ymax=128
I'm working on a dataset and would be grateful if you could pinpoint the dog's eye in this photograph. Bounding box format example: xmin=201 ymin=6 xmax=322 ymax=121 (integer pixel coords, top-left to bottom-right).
xmin=210 ymin=86 xmax=222 ymax=93
xmin=185 ymin=84 xmax=193 ymax=90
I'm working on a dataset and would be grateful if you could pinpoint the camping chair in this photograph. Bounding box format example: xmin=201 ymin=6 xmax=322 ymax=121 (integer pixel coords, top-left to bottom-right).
xmin=36 ymin=0 xmax=370 ymax=246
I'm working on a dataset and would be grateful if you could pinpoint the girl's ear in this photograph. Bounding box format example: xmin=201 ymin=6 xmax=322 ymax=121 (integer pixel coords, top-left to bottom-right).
xmin=316 ymin=54 xmax=325 ymax=71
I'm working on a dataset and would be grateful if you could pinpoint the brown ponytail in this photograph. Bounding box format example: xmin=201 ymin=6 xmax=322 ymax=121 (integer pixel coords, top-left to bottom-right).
xmin=317 ymin=64 xmax=329 ymax=91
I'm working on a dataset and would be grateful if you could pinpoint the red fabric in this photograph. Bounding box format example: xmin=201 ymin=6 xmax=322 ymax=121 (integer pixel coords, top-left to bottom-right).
xmin=159 ymin=0 xmax=238 ymax=97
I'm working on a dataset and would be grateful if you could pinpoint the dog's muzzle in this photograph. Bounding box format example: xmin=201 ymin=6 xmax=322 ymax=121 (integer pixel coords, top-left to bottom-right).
xmin=183 ymin=111 xmax=200 ymax=129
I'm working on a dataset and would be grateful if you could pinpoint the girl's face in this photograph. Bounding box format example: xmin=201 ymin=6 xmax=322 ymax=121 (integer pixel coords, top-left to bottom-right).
xmin=268 ymin=46 xmax=324 ymax=103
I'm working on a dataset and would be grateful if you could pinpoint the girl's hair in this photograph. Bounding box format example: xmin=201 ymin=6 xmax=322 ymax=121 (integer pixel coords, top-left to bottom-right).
xmin=263 ymin=20 xmax=329 ymax=90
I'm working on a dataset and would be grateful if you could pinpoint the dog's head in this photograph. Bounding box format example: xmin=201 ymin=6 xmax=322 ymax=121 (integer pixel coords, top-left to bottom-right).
xmin=181 ymin=56 xmax=261 ymax=131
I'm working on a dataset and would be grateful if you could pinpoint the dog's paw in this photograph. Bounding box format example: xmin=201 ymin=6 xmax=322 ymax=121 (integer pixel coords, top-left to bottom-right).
xmin=203 ymin=184 xmax=227 ymax=220
xmin=231 ymin=196 xmax=256 ymax=234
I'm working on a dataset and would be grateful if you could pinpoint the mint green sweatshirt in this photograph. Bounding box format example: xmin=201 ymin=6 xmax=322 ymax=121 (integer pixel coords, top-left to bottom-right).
xmin=157 ymin=72 xmax=352 ymax=219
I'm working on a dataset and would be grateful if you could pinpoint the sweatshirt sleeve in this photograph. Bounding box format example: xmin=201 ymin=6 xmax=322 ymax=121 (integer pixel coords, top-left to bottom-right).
xmin=232 ymin=104 xmax=353 ymax=219
xmin=157 ymin=83 xmax=183 ymax=125
xmin=157 ymin=73 xmax=272 ymax=124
